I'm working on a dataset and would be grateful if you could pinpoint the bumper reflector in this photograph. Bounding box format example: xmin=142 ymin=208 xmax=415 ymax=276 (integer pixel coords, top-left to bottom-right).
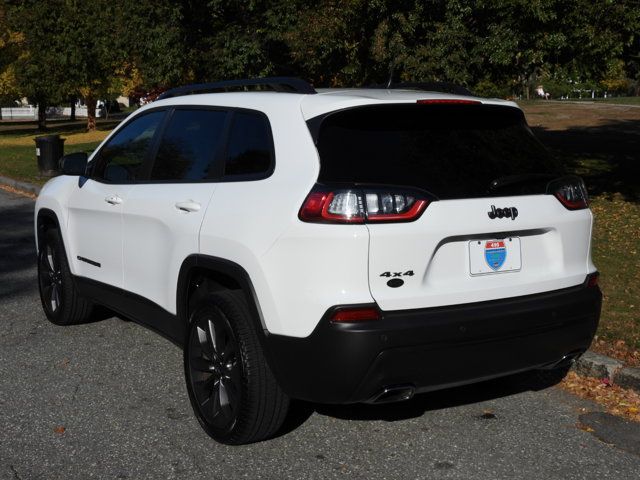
xmin=330 ymin=307 xmax=381 ymax=323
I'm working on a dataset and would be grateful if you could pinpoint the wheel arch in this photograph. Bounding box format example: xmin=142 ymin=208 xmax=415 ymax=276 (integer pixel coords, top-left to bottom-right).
xmin=36 ymin=208 xmax=63 ymax=252
xmin=177 ymin=254 xmax=286 ymax=382
xmin=177 ymin=254 xmax=269 ymax=336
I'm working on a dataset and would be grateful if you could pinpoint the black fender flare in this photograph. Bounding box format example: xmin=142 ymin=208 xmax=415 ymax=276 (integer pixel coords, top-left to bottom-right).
xmin=36 ymin=208 xmax=63 ymax=251
xmin=176 ymin=254 xmax=282 ymax=376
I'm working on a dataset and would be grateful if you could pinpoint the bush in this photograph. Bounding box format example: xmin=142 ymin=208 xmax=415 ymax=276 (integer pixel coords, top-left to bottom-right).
xmin=473 ymin=80 xmax=510 ymax=99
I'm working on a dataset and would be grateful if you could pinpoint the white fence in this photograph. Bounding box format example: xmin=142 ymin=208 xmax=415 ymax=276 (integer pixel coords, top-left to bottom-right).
xmin=0 ymin=106 xmax=37 ymax=119
xmin=0 ymin=105 xmax=104 ymax=120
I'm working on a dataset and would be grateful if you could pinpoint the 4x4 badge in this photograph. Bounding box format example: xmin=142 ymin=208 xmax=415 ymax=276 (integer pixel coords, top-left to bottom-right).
xmin=487 ymin=205 xmax=518 ymax=220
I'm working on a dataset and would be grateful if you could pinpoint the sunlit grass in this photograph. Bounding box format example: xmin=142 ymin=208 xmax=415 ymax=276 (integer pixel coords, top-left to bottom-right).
xmin=590 ymin=196 xmax=640 ymax=349
xmin=0 ymin=120 xmax=113 ymax=184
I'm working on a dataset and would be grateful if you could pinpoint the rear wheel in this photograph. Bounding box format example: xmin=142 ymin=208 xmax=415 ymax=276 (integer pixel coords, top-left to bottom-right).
xmin=184 ymin=290 xmax=289 ymax=444
xmin=37 ymin=228 xmax=93 ymax=325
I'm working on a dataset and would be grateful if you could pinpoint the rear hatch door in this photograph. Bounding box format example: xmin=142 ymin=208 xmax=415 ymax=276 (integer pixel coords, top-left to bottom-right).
xmin=314 ymin=102 xmax=592 ymax=311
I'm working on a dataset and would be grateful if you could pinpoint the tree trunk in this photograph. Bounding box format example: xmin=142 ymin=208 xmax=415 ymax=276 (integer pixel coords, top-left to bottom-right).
xmin=86 ymin=94 xmax=97 ymax=131
xmin=70 ymin=99 xmax=76 ymax=121
xmin=37 ymin=101 xmax=47 ymax=131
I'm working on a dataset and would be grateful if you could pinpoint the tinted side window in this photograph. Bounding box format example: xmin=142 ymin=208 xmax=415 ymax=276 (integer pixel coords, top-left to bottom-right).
xmin=96 ymin=111 xmax=165 ymax=183
xmin=150 ymin=109 xmax=227 ymax=181
xmin=224 ymin=112 xmax=273 ymax=177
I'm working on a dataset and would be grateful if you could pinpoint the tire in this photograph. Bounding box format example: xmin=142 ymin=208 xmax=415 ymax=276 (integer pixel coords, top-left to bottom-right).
xmin=184 ymin=290 xmax=290 ymax=445
xmin=37 ymin=228 xmax=93 ymax=325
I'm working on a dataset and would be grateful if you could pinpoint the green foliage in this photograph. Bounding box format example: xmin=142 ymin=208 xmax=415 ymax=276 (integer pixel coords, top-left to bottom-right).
xmin=4 ymin=1 xmax=70 ymax=105
xmin=473 ymin=79 xmax=511 ymax=99
xmin=1 ymin=0 xmax=639 ymax=117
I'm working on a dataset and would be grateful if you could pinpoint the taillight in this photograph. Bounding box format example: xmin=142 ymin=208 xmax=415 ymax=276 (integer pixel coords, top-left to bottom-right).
xmin=299 ymin=185 xmax=430 ymax=224
xmin=547 ymin=176 xmax=589 ymax=210
xmin=330 ymin=306 xmax=380 ymax=322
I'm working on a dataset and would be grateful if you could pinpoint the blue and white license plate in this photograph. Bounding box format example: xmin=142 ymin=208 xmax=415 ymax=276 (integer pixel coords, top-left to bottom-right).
xmin=468 ymin=237 xmax=521 ymax=276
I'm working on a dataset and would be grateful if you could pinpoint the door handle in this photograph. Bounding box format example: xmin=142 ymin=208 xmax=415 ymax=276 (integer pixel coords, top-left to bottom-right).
xmin=175 ymin=200 xmax=201 ymax=213
xmin=104 ymin=195 xmax=123 ymax=205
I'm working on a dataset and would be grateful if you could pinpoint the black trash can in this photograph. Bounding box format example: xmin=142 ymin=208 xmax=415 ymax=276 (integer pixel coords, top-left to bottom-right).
xmin=35 ymin=135 xmax=65 ymax=177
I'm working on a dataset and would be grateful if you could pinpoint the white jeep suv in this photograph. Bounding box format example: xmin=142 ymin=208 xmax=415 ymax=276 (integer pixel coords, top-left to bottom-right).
xmin=35 ymin=77 xmax=601 ymax=444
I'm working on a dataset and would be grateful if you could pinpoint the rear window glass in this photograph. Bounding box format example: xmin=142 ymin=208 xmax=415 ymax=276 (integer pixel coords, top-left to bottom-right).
xmin=314 ymin=104 xmax=562 ymax=199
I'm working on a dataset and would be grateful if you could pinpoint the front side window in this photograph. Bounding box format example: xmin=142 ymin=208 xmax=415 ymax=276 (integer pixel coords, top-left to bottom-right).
xmin=150 ymin=109 xmax=228 ymax=181
xmin=224 ymin=111 xmax=273 ymax=177
xmin=94 ymin=111 xmax=165 ymax=183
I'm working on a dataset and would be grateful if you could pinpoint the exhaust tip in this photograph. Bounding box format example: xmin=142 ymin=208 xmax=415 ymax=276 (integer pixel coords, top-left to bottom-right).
xmin=367 ymin=385 xmax=415 ymax=404
xmin=540 ymin=349 xmax=585 ymax=370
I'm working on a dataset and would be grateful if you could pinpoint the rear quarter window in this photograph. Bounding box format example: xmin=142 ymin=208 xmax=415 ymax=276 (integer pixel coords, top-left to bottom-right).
xmin=223 ymin=111 xmax=274 ymax=179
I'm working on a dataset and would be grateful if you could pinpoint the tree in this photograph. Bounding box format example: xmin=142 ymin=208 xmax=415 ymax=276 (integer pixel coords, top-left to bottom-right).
xmin=0 ymin=6 xmax=22 ymax=116
xmin=4 ymin=1 xmax=71 ymax=129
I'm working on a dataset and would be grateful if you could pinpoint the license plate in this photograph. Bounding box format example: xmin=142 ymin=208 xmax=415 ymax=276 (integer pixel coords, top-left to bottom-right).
xmin=469 ymin=237 xmax=521 ymax=276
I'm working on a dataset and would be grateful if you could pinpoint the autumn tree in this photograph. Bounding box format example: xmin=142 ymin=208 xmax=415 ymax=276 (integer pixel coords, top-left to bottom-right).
xmin=0 ymin=6 xmax=22 ymax=117
xmin=4 ymin=1 xmax=72 ymax=129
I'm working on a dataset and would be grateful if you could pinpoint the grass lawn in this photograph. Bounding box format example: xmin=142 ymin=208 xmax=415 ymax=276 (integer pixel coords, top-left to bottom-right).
xmin=1 ymin=105 xmax=639 ymax=358
xmin=590 ymin=198 xmax=640 ymax=351
xmin=569 ymin=96 xmax=640 ymax=106
xmin=519 ymin=96 xmax=640 ymax=106
xmin=0 ymin=119 xmax=117 ymax=185
xmin=522 ymin=102 xmax=640 ymax=355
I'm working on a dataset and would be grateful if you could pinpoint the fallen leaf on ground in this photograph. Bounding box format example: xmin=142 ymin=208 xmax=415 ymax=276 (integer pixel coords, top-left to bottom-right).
xmin=560 ymin=371 xmax=640 ymax=423
xmin=0 ymin=184 xmax=37 ymax=199
xmin=592 ymin=337 xmax=640 ymax=367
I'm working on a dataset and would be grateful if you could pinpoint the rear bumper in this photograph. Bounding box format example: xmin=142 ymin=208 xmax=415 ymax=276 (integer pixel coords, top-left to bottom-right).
xmin=265 ymin=282 xmax=601 ymax=404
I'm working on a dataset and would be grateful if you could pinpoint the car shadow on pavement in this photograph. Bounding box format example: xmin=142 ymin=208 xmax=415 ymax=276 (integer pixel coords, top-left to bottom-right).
xmin=0 ymin=194 xmax=38 ymax=300
xmin=277 ymin=371 xmax=561 ymax=436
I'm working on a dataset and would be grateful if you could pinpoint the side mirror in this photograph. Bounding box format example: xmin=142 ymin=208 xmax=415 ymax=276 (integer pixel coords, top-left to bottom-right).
xmin=60 ymin=152 xmax=88 ymax=176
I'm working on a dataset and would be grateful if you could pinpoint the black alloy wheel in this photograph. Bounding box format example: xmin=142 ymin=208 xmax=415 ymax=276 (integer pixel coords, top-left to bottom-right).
xmin=184 ymin=290 xmax=290 ymax=445
xmin=38 ymin=242 xmax=63 ymax=316
xmin=187 ymin=307 xmax=242 ymax=433
xmin=37 ymin=228 xmax=93 ymax=325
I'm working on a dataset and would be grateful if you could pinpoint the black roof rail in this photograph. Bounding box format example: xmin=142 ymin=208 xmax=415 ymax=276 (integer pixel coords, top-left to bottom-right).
xmin=157 ymin=77 xmax=316 ymax=100
xmin=365 ymin=81 xmax=474 ymax=96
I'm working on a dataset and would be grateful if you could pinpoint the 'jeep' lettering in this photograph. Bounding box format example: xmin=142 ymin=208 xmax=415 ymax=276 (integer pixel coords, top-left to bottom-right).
xmin=487 ymin=205 xmax=518 ymax=220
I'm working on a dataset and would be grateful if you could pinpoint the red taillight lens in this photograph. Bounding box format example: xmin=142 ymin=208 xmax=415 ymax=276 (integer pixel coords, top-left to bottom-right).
xmin=330 ymin=306 xmax=380 ymax=322
xmin=299 ymin=186 xmax=430 ymax=224
xmin=547 ymin=176 xmax=589 ymax=210
xmin=299 ymin=190 xmax=365 ymax=223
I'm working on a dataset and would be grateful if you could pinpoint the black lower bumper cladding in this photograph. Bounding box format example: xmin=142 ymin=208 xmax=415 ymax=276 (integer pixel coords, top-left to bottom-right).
xmin=265 ymin=281 xmax=601 ymax=404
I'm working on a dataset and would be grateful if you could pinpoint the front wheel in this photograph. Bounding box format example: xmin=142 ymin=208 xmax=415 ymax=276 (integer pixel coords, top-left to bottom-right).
xmin=184 ymin=290 xmax=290 ymax=444
xmin=37 ymin=228 xmax=93 ymax=325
